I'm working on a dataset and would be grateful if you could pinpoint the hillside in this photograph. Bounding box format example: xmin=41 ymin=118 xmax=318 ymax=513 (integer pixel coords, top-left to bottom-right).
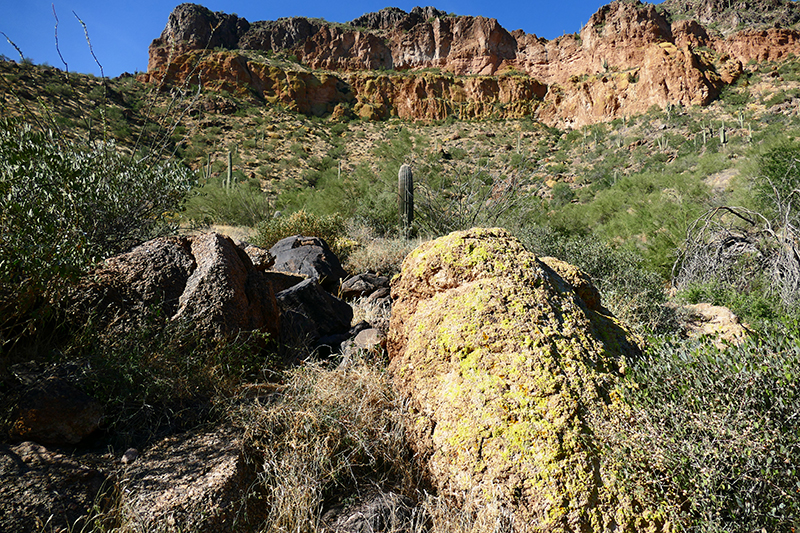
xmin=2 ymin=1 xmax=800 ymax=531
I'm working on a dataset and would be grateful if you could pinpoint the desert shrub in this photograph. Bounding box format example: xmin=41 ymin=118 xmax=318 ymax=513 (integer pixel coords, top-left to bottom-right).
xmin=66 ymin=317 xmax=271 ymax=447
xmin=516 ymin=225 xmax=674 ymax=333
xmin=342 ymin=222 xmax=422 ymax=277
xmin=597 ymin=327 xmax=800 ymax=532
xmin=252 ymin=210 xmax=348 ymax=258
xmin=416 ymin=164 xmax=538 ymax=237
xmin=182 ymin=175 xmax=273 ymax=227
xmin=0 ymin=119 xmax=195 ymax=350
xmin=674 ymin=142 xmax=800 ymax=312
xmin=237 ymin=356 xmax=418 ymax=532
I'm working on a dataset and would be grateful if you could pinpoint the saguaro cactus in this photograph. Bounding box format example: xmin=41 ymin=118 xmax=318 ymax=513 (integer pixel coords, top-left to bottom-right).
xmin=398 ymin=164 xmax=414 ymax=239
xmin=226 ymin=150 xmax=233 ymax=190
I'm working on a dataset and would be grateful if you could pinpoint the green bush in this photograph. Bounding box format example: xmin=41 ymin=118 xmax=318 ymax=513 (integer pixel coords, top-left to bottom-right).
xmin=182 ymin=175 xmax=273 ymax=228
xmin=754 ymin=139 xmax=800 ymax=221
xmin=598 ymin=327 xmax=800 ymax=532
xmin=252 ymin=210 xmax=348 ymax=258
xmin=0 ymin=118 xmax=195 ymax=350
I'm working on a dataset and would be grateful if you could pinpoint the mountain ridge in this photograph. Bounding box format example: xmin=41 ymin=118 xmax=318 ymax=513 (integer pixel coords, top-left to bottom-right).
xmin=139 ymin=0 xmax=800 ymax=126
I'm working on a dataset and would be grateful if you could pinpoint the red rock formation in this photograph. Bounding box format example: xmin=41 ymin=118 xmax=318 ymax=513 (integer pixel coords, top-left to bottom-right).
xmin=298 ymin=26 xmax=393 ymax=71
xmin=390 ymin=16 xmax=518 ymax=75
xmin=142 ymin=1 xmax=800 ymax=126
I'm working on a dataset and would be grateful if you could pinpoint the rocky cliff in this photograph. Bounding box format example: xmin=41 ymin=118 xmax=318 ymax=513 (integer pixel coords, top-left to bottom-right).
xmin=142 ymin=0 xmax=800 ymax=126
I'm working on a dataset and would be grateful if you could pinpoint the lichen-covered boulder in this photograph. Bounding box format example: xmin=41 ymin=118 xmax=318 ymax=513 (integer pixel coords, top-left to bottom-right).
xmin=388 ymin=228 xmax=659 ymax=532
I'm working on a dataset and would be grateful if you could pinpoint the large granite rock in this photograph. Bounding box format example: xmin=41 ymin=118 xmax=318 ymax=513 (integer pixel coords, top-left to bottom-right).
xmin=69 ymin=233 xmax=280 ymax=340
xmin=388 ymin=228 xmax=661 ymax=531
xmin=119 ymin=426 xmax=256 ymax=533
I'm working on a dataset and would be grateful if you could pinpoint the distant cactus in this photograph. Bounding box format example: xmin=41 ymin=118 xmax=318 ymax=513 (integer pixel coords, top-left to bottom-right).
xmin=226 ymin=150 xmax=233 ymax=190
xmin=398 ymin=164 xmax=414 ymax=239
xmin=720 ymin=123 xmax=728 ymax=144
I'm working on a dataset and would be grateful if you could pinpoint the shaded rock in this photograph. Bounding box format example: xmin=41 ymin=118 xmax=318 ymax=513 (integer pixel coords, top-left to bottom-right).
xmin=350 ymin=7 xmax=409 ymax=30
xmin=238 ymin=17 xmax=322 ymax=52
xmin=341 ymin=272 xmax=390 ymax=299
xmin=340 ymin=328 xmax=387 ymax=365
xmin=270 ymin=235 xmax=347 ymax=292
xmin=69 ymin=236 xmax=196 ymax=330
xmin=262 ymin=271 xmax=307 ymax=294
xmin=540 ymin=256 xmax=606 ymax=313
xmin=0 ymin=441 xmax=110 ymax=533
xmin=120 ymin=426 xmax=256 ymax=533
xmin=321 ymin=489 xmax=417 ymax=533
xmin=388 ymin=228 xmax=653 ymax=530
xmin=9 ymin=377 xmax=102 ymax=446
xmin=276 ymin=278 xmax=353 ymax=346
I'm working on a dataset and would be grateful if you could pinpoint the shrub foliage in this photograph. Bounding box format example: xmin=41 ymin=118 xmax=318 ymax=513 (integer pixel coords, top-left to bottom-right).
xmin=0 ymin=118 xmax=195 ymax=350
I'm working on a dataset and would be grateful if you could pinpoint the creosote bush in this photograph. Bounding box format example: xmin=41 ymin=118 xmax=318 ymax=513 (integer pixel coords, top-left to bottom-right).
xmin=596 ymin=326 xmax=800 ymax=532
xmin=252 ymin=210 xmax=349 ymax=258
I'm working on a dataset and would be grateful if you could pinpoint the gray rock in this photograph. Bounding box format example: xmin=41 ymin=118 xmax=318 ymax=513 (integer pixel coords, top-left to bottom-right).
xmin=322 ymin=490 xmax=418 ymax=533
xmin=120 ymin=426 xmax=256 ymax=533
xmin=276 ymin=278 xmax=352 ymax=346
xmin=69 ymin=233 xmax=281 ymax=340
xmin=174 ymin=233 xmax=279 ymax=337
xmin=269 ymin=235 xmax=347 ymax=292
xmin=0 ymin=441 xmax=109 ymax=533
xmin=340 ymin=273 xmax=390 ymax=299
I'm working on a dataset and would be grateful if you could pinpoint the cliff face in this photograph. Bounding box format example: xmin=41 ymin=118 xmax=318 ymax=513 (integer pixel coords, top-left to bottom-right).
xmin=142 ymin=1 xmax=800 ymax=127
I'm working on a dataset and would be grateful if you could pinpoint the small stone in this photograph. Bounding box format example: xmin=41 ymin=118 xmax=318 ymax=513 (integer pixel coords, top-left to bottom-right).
xmin=121 ymin=448 xmax=139 ymax=465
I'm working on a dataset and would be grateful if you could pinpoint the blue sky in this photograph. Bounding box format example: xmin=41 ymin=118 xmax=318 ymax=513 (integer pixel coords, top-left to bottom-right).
xmin=2 ymin=0 xmax=649 ymax=77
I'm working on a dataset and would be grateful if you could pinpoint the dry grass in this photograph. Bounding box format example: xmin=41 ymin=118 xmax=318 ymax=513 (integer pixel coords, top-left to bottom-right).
xmin=235 ymin=354 xmax=418 ymax=533
xmin=342 ymin=225 xmax=424 ymax=278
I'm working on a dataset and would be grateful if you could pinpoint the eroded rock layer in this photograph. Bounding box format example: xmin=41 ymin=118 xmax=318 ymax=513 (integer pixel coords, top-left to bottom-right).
xmin=143 ymin=1 xmax=800 ymax=126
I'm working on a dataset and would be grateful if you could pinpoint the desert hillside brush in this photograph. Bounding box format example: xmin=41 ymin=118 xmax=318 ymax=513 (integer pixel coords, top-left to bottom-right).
xmin=0 ymin=118 xmax=195 ymax=352
xmin=252 ymin=210 xmax=348 ymax=258
xmin=597 ymin=326 xmax=800 ymax=532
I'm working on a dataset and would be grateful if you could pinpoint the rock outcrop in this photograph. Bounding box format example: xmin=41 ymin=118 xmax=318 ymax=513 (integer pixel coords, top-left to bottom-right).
xmin=69 ymin=233 xmax=280 ymax=340
xmin=142 ymin=1 xmax=800 ymax=126
xmin=387 ymin=228 xmax=658 ymax=530
xmin=269 ymin=235 xmax=347 ymax=292
xmin=120 ymin=426 xmax=255 ymax=533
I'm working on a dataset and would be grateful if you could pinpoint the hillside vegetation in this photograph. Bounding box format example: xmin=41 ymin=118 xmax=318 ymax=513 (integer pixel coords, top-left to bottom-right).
xmin=2 ymin=0 xmax=800 ymax=529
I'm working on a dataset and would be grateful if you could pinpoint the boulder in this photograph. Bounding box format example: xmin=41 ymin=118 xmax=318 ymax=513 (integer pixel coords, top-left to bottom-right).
xmin=680 ymin=302 xmax=749 ymax=347
xmin=276 ymin=278 xmax=353 ymax=347
xmin=69 ymin=233 xmax=280 ymax=340
xmin=120 ymin=426 xmax=257 ymax=533
xmin=388 ymin=228 xmax=657 ymax=531
xmin=9 ymin=377 xmax=102 ymax=446
xmin=269 ymin=235 xmax=347 ymax=292
xmin=173 ymin=233 xmax=279 ymax=337
xmin=340 ymin=272 xmax=390 ymax=299
xmin=0 ymin=441 xmax=110 ymax=533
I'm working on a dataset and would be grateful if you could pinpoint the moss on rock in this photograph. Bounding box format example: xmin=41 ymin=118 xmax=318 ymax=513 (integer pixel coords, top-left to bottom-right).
xmin=388 ymin=228 xmax=665 ymax=532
